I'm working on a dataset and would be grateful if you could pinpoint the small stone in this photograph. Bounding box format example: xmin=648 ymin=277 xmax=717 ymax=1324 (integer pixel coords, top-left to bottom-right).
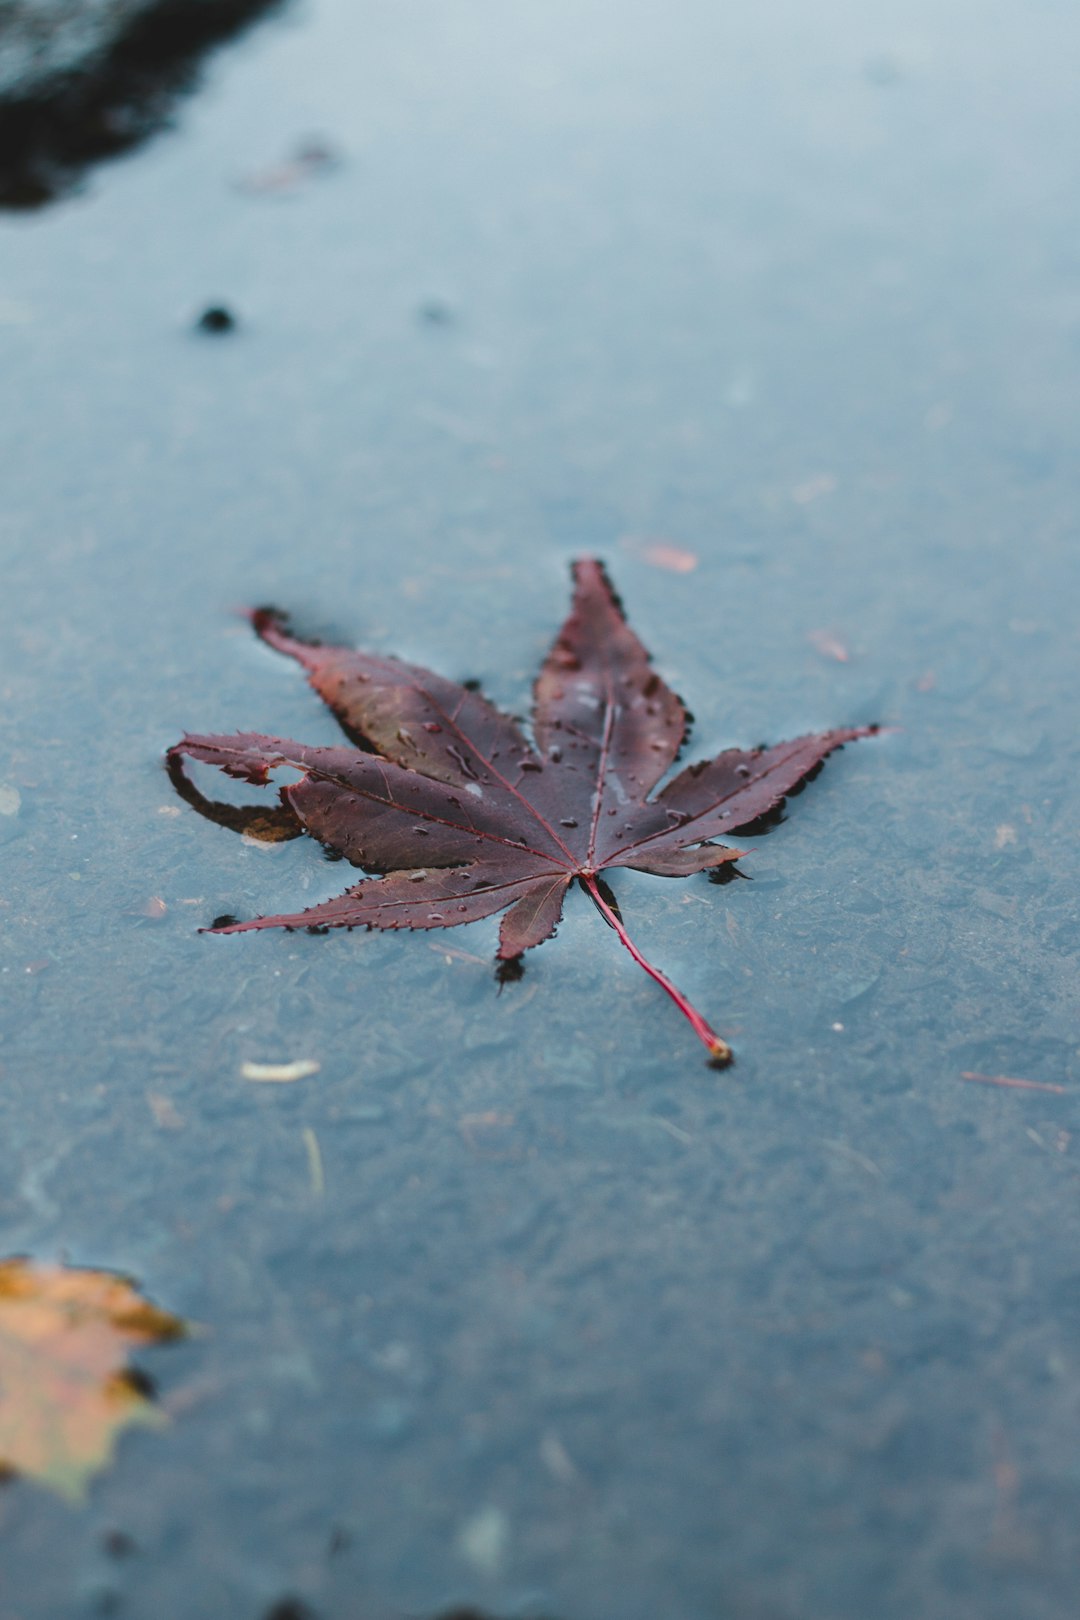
xmin=197 ymin=305 xmax=236 ymax=334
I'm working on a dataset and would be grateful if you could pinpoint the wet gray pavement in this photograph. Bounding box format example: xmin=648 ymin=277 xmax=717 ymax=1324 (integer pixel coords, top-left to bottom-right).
xmin=2 ymin=1 xmax=1080 ymax=1616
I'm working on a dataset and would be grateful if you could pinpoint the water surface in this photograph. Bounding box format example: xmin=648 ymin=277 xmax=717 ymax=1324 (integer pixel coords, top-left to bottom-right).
xmin=2 ymin=2 xmax=1079 ymax=1616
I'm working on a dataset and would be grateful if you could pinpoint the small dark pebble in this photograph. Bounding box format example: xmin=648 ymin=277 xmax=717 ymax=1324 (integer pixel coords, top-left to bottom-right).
xmin=211 ymin=914 xmax=240 ymax=930
xmin=264 ymin=1600 xmax=316 ymax=1620
xmin=418 ymin=299 xmax=454 ymax=326
xmin=101 ymin=1529 xmax=137 ymax=1559
xmin=196 ymin=305 xmax=236 ymax=334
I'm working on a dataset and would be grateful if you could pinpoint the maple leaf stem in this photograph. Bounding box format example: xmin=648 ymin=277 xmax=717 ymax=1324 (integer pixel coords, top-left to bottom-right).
xmin=580 ymin=874 xmax=733 ymax=1068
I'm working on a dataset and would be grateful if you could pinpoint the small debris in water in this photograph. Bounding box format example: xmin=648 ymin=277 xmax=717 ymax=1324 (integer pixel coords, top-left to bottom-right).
xmin=620 ymin=535 xmax=699 ymax=573
xmin=429 ymin=941 xmax=487 ymax=966
xmin=196 ymin=305 xmax=236 ymax=334
xmin=807 ymin=628 xmax=851 ymax=663
xmin=302 ymin=1126 xmax=325 ymax=1196
xmin=262 ymin=1600 xmax=316 ymax=1620
xmin=418 ymin=299 xmax=455 ymax=326
xmin=238 ymin=137 xmax=342 ymax=195
xmin=960 ymin=1071 xmax=1067 ymax=1096
xmin=241 ymin=1058 xmax=320 ymax=1084
xmin=457 ymin=1503 xmax=509 ymax=1578
xmin=540 ymin=1430 xmax=579 ymax=1483
xmin=101 ymin=1529 xmax=137 ymax=1560
xmin=146 ymin=1091 xmax=184 ymax=1131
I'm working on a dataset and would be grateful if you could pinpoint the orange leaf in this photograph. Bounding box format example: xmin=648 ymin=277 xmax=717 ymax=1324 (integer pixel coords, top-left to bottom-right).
xmin=0 ymin=1258 xmax=186 ymax=1501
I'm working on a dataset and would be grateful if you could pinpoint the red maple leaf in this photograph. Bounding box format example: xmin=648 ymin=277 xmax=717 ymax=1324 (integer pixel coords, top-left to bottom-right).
xmin=167 ymin=561 xmax=876 ymax=1064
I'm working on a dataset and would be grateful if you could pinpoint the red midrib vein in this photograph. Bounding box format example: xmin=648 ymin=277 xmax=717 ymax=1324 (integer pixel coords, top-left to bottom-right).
xmin=585 ymin=685 xmax=617 ymax=868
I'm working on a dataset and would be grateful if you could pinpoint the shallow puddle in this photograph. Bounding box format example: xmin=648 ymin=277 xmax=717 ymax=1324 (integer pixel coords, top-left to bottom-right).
xmin=2 ymin=1 xmax=1079 ymax=1616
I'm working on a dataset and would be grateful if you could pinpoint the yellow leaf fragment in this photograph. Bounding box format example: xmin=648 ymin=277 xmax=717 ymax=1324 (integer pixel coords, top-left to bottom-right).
xmin=0 ymin=1259 xmax=186 ymax=1501
xmin=240 ymin=1058 xmax=321 ymax=1084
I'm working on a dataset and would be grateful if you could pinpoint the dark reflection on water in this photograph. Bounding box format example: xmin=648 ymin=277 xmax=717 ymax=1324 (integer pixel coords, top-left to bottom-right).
xmin=0 ymin=0 xmax=285 ymax=208
xmin=166 ymin=749 xmax=303 ymax=843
